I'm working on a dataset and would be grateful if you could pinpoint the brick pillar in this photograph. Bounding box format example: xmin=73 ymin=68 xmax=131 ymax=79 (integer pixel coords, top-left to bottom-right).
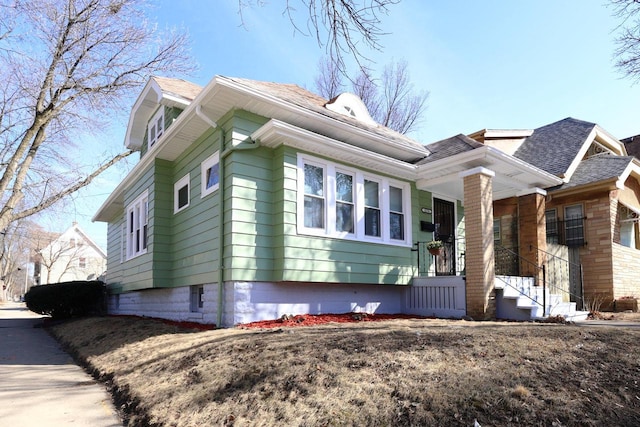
xmin=461 ymin=167 xmax=495 ymax=320
xmin=517 ymin=189 xmax=547 ymax=283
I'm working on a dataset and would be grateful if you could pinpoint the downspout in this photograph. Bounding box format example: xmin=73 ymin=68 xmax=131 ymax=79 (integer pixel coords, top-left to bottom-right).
xmin=196 ymin=105 xmax=262 ymax=327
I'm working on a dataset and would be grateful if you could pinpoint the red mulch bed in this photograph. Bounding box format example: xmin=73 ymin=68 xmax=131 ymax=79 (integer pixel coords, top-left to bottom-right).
xmin=238 ymin=312 xmax=431 ymax=329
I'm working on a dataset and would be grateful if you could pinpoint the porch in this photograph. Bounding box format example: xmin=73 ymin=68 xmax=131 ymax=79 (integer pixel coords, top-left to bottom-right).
xmin=408 ymin=239 xmax=589 ymax=321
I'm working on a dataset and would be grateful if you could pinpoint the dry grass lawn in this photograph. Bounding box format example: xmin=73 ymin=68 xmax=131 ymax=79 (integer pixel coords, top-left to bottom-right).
xmin=50 ymin=315 xmax=640 ymax=427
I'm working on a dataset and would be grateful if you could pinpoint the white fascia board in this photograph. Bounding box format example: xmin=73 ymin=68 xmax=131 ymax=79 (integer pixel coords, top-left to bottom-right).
xmin=595 ymin=125 xmax=626 ymax=156
xmin=252 ymin=119 xmax=418 ymax=180
xmin=217 ymin=77 xmax=429 ymax=160
xmin=560 ymin=127 xmax=598 ymax=184
xmin=124 ymin=79 xmax=163 ymax=150
xmin=616 ymin=159 xmax=640 ymax=189
xmin=416 ymin=145 xmax=562 ymax=186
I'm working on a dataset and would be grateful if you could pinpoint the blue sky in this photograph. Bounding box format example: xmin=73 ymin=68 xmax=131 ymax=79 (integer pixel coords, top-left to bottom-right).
xmin=56 ymin=0 xmax=640 ymax=248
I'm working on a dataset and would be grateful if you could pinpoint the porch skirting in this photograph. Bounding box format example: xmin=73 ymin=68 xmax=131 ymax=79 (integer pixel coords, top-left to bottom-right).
xmin=107 ymin=279 xmax=466 ymax=327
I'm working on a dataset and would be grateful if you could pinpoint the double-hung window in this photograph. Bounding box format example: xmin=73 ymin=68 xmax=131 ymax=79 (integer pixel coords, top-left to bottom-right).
xmin=298 ymin=154 xmax=411 ymax=246
xmin=126 ymin=190 xmax=148 ymax=260
xmin=335 ymin=171 xmax=355 ymax=233
xmin=303 ymin=163 xmax=325 ymax=229
xmin=147 ymin=108 xmax=164 ymax=149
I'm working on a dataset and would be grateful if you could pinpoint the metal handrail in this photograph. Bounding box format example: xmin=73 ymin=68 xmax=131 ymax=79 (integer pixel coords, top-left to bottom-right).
xmin=531 ymin=244 xmax=585 ymax=310
xmin=494 ymin=245 xmax=546 ymax=313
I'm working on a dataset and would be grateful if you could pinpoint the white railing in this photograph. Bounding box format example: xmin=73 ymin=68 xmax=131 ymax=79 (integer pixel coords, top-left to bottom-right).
xmin=404 ymin=276 xmax=466 ymax=318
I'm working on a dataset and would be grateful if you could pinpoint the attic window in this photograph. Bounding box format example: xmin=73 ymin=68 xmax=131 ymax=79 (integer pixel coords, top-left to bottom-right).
xmin=148 ymin=108 xmax=164 ymax=149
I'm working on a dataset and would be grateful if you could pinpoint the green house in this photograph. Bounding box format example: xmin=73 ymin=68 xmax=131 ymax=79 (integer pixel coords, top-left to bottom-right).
xmin=94 ymin=76 xmax=560 ymax=326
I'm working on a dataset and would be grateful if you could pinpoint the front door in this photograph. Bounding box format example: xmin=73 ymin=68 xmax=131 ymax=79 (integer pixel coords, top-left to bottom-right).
xmin=433 ymin=198 xmax=455 ymax=276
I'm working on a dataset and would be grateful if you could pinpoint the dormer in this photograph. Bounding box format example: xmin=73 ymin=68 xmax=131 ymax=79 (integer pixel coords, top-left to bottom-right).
xmin=124 ymin=76 xmax=202 ymax=151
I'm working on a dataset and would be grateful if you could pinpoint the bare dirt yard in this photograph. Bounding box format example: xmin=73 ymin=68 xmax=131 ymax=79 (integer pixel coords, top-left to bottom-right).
xmin=50 ymin=313 xmax=640 ymax=427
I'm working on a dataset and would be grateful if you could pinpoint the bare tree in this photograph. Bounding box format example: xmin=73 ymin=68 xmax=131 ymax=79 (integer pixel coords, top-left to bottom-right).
xmin=0 ymin=220 xmax=38 ymax=300
xmin=240 ymin=0 xmax=400 ymax=73
xmin=611 ymin=0 xmax=640 ymax=81
xmin=315 ymin=57 xmax=429 ymax=135
xmin=0 ymin=0 xmax=194 ymax=233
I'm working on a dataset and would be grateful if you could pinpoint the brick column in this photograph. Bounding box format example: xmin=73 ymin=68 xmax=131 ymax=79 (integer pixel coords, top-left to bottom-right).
xmin=460 ymin=167 xmax=495 ymax=320
xmin=517 ymin=189 xmax=547 ymax=283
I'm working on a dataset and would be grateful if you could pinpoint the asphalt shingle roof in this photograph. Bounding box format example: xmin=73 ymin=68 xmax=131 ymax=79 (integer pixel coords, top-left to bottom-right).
xmin=549 ymin=154 xmax=633 ymax=191
xmin=224 ymin=76 xmax=428 ymax=157
xmin=417 ymin=134 xmax=483 ymax=164
xmin=514 ymin=117 xmax=596 ymax=176
xmin=153 ymin=76 xmax=203 ymax=102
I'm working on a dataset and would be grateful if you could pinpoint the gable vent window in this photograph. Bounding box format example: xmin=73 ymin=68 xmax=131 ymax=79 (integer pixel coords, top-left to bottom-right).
xmin=148 ymin=108 xmax=164 ymax=149
xmin=297 ymin=154 xmax=412 ymax=247
xmin=174 ymin=173 xmax=190 ymax=213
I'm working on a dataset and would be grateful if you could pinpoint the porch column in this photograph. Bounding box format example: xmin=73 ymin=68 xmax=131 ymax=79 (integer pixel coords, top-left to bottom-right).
xmin=461 ymin=167 xmax=496 ymax=320
xmin=517 ymin=189 xmax=547 ymax=283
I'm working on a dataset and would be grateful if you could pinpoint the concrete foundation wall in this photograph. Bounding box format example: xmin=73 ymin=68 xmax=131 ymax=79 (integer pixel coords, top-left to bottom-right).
xmin=108 ymin=281 xmax=405 ymax=327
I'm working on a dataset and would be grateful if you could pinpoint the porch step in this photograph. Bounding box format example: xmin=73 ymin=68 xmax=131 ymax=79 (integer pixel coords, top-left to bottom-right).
xmin=495 ymin=275 xmax=588 ymax=321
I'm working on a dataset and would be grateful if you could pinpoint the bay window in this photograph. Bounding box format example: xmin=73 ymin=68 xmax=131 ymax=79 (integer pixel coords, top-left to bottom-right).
xmin=297 ymin=154 xmax=411 ymax=246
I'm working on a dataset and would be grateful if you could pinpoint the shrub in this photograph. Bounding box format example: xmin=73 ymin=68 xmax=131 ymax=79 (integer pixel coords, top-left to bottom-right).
xmin=24 ymin=280 xmax=106 ymax=319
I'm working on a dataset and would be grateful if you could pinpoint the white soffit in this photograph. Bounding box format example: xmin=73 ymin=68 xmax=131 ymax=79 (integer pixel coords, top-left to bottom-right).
xmin=252 ymin=119 xmax=417 ymax=180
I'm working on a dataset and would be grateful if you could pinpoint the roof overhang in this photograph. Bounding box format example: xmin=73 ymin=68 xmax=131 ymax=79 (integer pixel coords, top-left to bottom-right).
xmin=563 ymin=125 xmax=628 ymax=181
xmin=252 ymin=119 xmax=417 ymax=180
xmin=124 ymin=78 xmax=193 ymax=150
xmin=550 ymin=157 xmax=640 ymax=199
xmin=415 ymin=146 xmax=563 ymax=202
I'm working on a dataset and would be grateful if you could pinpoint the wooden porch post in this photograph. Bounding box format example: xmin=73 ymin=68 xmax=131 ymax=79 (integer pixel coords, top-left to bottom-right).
xmin=461 ymin=167 xmax=496 ymax=320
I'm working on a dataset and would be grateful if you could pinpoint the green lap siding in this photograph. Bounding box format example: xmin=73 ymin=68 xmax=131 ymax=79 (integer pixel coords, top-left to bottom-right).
xmin=106 ymin=108 xmax=441 ymax=294
xmin=169 ymin=128 xmax=221 ymax=287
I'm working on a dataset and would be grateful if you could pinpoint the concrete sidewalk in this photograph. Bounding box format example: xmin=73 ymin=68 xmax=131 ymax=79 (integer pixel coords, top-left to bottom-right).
xmin=0 ymin=301 xmax=122 ymax=426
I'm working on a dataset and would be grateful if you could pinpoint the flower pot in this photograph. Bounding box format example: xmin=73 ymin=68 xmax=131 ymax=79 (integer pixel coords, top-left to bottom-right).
xmin=428 ymin=248 xmax=443 ymax=256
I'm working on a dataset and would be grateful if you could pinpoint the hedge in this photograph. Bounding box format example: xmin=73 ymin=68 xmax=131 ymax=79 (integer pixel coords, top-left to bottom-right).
xmin=24 ymin=280 xmax=106 ymax=319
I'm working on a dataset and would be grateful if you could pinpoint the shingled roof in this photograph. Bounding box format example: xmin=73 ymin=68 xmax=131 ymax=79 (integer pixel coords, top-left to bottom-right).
xmin=514 ymin=117 xmax=596 ymax=176
xmin=224 ymin=76 xmax=428 ymax=158
xmin=153 ymin=76 xmax=202 ymax=103
xmin=417 ymin=134 xmax=483 ymax=164
xmin=548 ymin=154 xmax=634 ymax=191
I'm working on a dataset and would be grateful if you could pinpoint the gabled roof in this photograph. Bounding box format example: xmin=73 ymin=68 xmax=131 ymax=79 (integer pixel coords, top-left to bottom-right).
xmin=38 ymin=223 xmax=106 ymax=259
xmin=125 ymin=76 xmax=203 ymax=150
xmin=514 ymin=117 xmax=597 ymax=177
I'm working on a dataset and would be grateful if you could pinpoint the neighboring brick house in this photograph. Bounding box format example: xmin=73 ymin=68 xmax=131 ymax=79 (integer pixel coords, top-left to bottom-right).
xmin=471 ymin=118 xmax=640 ymax=310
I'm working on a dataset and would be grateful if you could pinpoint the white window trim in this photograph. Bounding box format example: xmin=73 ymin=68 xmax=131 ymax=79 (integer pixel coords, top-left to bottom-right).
xmin=174 ymin=173 xmax=190 ymax=213
xmin=201 ymin=151 xmax=220 ymax=198
xmin=147 ymin=108 xmax=164 ymax=150
xmin=126 ymin=190 xmax=149 ymax=260
xmin=297 ymin=154 xmax=412 ymax=247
